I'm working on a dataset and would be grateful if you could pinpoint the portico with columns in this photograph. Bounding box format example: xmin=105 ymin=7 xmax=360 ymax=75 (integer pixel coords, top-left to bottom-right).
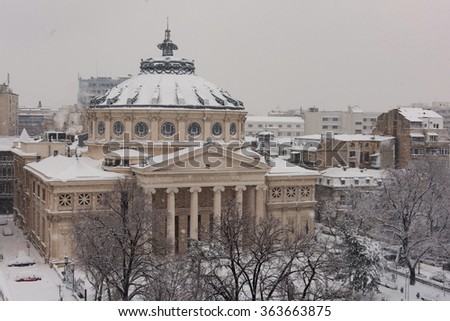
xmin=133 ymin=144 xmax=318 ymax=254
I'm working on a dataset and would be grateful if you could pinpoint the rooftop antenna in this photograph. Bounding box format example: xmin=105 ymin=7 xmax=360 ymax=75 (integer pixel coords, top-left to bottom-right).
xmin=7 ymin=73 xmax=10 ymax=86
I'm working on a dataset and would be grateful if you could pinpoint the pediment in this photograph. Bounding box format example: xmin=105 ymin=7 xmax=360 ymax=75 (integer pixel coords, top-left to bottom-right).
xmin=142 ymin=143 xmax=270 ymax=172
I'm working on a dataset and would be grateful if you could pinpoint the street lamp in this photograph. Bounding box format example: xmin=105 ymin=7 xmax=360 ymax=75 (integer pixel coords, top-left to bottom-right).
xmin=71 ymin=264 xmax=75 ymax=290
xmin=63 ymin=254 xmax=68 ymax=282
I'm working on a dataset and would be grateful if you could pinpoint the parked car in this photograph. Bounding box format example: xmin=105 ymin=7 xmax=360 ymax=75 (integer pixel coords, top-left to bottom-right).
xmin=15 ymin=274 xmax=41 ymax=282
xmin=7 ymin=251 xmax=36 ymax=267
xmin=2 ymin=226 xmax=13 ymax=236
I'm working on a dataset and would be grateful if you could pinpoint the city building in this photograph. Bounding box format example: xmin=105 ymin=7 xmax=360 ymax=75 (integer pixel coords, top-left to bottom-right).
xmin=302 ymin=105 xmax=380 ymax=135
xmin=290 ymin=133 xmax=395 ymax=170
xmin=18 ymin=102 xmax=55 ymax=137
xmin=0 ymin=137 xmax=16 ymax=214
xmin=374 ymin=107 xmax=450 ymax=168
xmin=429 ymin=102 xmax=450 ymax=137
xmin=267 ymin=108 xmax=302 ymax=117
xmin=315 ymin=167 xmax=384 ymax=221
xmin=14 ymin=27 xmax=319 ymax=263
xmin=0 ymin=83 xmax=19 ymax=136
xmin=78 ymin=76 xmax=131 ymax=106
xmin=245 ymin=116 xmax=304 ymax=138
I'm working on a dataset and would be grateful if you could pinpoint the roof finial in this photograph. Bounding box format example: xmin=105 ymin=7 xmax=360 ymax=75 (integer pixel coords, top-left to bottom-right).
xmin=157 ymin=17 xmax=178 ymax=57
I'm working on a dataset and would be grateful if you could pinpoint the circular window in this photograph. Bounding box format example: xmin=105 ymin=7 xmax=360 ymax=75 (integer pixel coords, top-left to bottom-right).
xmin=134 ymin=122 xmax=149 ymax=137
xmin=187 ymin=122 xmax=202 ymax=137
xmin=230 ymin=123 xmax=237 ymax=136
xmin=113 ymin=121 xmax=124 ymax=136
xmin=212 ymin=122 xmax=222 ymax=136
xmin=161 ymin=122 xmax=176 ymax=137
xmin=97 ymin=121 xmax=105 ymax=135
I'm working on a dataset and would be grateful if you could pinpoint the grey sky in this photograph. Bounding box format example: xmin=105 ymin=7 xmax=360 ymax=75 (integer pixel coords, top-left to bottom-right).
xmin=1 ymin=0 xmax=449 ymax=115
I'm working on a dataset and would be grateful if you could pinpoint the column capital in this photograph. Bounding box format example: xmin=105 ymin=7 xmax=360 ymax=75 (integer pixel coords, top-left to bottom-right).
xmin=166 ymin=187 xmax=179 ymax=194
xmin=143 ymin=186 xmax=157 ymax=194
xmin=256 ymin=184 xmax=268 ymax=191
xmin=213 ymin=186 xmax=225 ymax=193
xmin=235 ymin=185 xmax=247 ymax=192
xmin=189 ymin=186 xmax=202 ymax=193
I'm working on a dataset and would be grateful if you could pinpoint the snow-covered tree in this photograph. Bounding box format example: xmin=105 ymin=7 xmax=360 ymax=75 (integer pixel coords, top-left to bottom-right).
xmin=336 ymin=232 xmax=382 ymax=295
xmin=72 ymin=178 xmax=166 ymax=300
xmin=188 ymin=201 xmax=311 ymax=301
xmin=371 ymin=160 xmax=450 ymax=285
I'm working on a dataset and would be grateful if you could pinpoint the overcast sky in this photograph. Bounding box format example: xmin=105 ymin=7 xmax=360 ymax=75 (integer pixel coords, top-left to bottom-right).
xmin=1 ymin=0 xmax=449 ymax=115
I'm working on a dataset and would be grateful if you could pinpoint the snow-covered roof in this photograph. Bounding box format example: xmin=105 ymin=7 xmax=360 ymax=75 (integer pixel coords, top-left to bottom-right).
xmin=294 ymin=134 xmax=322 ymax=140
xmin=333 ymin=134 xmax=394 ymax=142
xmin=25 ymin=155 xmax=124 ymax=182
xmin=0 ymin=136 xmax=17 ymax=151
xmin=90 ymin=57 xmax=243 ymax=111
xmin=19 ymin=128 xmax=33 ymax=142
xmin=319 ymin=167 xmax=384 ymax=179
xmin=267 ymin=158 xmax=319 ymax=177
xmin=246 ymin=116 xmax=304 ymax=123
xmin=106 ymin=148 xmax=148 ymax=158
xmin=398 ymin=107 xmax=442 ymax=122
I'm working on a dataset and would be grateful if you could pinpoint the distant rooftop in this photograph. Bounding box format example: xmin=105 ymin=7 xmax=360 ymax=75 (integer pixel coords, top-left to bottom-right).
xmin=398 ymin=107 xmax=443 ymax=122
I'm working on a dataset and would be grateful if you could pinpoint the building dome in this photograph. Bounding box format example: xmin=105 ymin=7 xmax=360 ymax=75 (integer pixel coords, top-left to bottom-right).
xmin=86 ymin=25 xmax=247 ymax=148
xmin=90 ymin=27 xmax=244 ymax=111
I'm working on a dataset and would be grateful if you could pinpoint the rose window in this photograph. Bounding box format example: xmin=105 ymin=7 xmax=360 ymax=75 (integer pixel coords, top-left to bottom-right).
xmin=134 ymin=122 xmax=149 ymax=137
xmin=286 ymin=187 xmax=296 ymax=198
xmin=113 ymin=121 xmax=124 ymax=136
xmin=78 ymin=193 xmax=91 ymax=206
xmin=271 ymin=187 xmax=282 ymax=199
xmin=212 ymin=122 xmax=222 ymax=136
xmin=58 ymin=194 xmax=72 ymax=207
xmin=161 ymin=122 xmax=176 ymax=137
xmin=300 ymin=186 xmax=311 ymax=198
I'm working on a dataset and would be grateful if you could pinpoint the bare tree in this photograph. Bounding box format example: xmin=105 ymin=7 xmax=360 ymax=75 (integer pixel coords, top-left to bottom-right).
xmin=187 ymin=200 xmax=356 ymax=301
xmin=371 ymin=160 xmax=450 ymax=285
xmin=72 ymin=178 xmax=166 ymax=300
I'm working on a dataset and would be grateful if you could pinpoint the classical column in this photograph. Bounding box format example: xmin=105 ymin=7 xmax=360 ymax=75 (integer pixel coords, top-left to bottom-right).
xmin=256 ymin=184 xmax=268 ymax=222
xmin=166 ymin=187 xmax=179 ymax=254
xmin=246 ymin=186 xmax=256 ymax=219
xmin=235 ymin=185 xmax=247 ymax=217
xmin=213 ymin=186 xmax=225 ymax=224
xmin=144 ymin=187 xmax=156 ymax=211
xmin=189 ymin=186 xmax=202 ymax=240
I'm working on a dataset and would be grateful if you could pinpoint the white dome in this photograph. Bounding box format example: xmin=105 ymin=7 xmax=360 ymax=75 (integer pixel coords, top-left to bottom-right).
xmin=90 ymin=26 xmax=244 ymax=111
xmin=91 ymin=57 xmax=244 ymax=110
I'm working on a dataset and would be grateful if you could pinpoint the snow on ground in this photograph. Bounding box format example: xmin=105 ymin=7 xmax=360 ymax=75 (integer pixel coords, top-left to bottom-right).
xmin=0 ymin=216 xmax=76 ymax=301
xmin=1 ymin=215 xmax=449 ymax=301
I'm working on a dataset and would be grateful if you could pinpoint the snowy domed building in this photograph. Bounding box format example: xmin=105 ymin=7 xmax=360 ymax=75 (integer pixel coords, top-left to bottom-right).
xmin=13 ymin=27 xmax=319 ymax=262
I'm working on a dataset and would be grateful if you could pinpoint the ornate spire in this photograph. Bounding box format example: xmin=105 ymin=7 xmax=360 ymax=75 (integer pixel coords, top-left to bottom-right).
xmin=157 ymin=18 xmax=178 ymax=56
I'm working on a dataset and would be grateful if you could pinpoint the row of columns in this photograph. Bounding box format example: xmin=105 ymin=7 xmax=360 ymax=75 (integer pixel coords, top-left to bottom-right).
xmin=146 ymin=184 xmax=267 ymax=254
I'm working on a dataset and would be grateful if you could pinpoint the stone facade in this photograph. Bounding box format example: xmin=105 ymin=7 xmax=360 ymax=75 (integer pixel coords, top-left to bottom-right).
xmin=0 ymin=83 xmax=19 ymax=136
xmin=374 ymin=107 xmax=449 ymax=168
